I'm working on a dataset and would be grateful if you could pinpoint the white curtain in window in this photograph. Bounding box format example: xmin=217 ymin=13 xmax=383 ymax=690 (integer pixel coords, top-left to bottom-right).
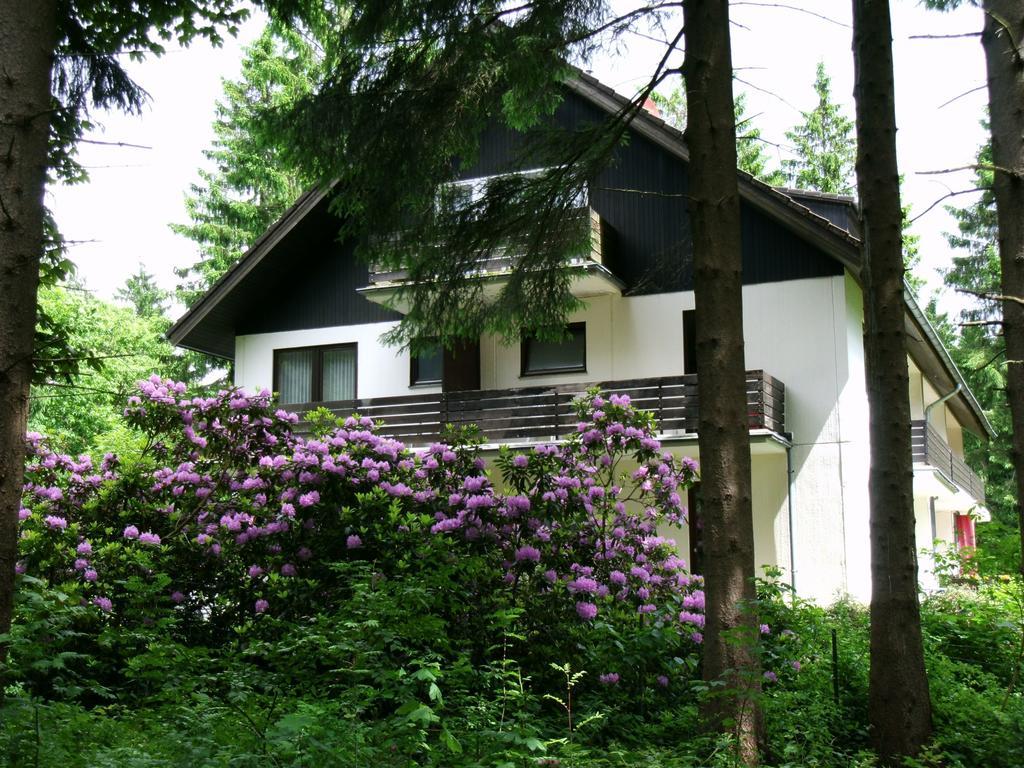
xmin=277 ymin=349 xmax=314 ymax=404
xmin=322 ymin=346 xmax=357 ymax=401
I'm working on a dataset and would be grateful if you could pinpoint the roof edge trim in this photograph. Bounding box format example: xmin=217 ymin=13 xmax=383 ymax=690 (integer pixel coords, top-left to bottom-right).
xmin=166 ymin=185 xmax=334 ymax=352
xmin=903 ymin=283 xmax=995 ymax=439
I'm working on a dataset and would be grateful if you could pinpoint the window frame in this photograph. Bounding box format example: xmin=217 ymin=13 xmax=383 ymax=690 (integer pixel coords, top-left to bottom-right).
xmin=409 ymin=341 xmax=444 ymax=387
xmin=520 ymin=322 xmax=587 ymax=377
xmin=273 ymin=342 xmax=358 ymax=405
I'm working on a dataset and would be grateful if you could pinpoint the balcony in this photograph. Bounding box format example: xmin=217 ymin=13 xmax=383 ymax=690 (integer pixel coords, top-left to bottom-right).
xmin=291 ymin=370 xmax=786 ymax=446
xmin=358 ymin=207 xmax=623 ymax=312
xmin=911 ymin=420 xmax=985 ymax=503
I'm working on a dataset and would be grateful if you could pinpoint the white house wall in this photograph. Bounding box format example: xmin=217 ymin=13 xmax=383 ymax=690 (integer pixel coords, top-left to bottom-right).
xmin=231 ymin=273 xmax=971 ymax=604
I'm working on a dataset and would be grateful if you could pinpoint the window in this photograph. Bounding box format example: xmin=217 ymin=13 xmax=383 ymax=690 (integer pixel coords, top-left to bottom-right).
xmin=274 ymin=344 xmax=357 ymax=405
xmin=410 ymin=342 xmax=443 ymax=386
xmin=682 ymin=309 xmax=697 ymax=374
xmin=440 ymin=168 xmax=589 ymax=215
xmin=521 ymin=323 xmax=586 ymax=376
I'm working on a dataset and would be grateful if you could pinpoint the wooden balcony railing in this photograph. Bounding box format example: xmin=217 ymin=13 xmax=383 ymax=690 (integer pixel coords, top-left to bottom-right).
xmin=291 ymin=370 xmax=785 ymax=446
xmin=911 ymin=420 xmax=985 ymax=503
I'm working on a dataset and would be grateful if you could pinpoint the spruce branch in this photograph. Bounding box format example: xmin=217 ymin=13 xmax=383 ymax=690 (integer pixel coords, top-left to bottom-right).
xmin=730 ymin=2 xmax=849 ymax=28
xmin=732 ymin=76 xmax=799 ymax=111
xmin=909 ymin=32 xmax=982 ymax=39
xmin=937 ymin=84 xmax=987 ymax=109
xmin=908 ymin=187 xmax=987 ymax=223
xmin=972 ymin=347 xmax=1007 ymax=374
xmin=593 ymin=186 xmax=690 ymax=198
xmin=566 ymin=2 xmax=684 ymax=45
xmin=78 ymin=138 xmax=152 ymax=149
xmin=956 ymin=287 xmax=1024 ymax=307
xmin=917 ymin=164 xmax=1022 ymax=179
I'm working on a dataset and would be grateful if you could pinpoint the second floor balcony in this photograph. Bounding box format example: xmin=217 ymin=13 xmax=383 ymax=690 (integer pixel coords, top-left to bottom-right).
xmin=358 ymin=207 xmax=623 ymax=312
xmin=911 ymin=419 xmax=985 ymax=504
xmin=292 ymin=370 xmax=786 ymax=447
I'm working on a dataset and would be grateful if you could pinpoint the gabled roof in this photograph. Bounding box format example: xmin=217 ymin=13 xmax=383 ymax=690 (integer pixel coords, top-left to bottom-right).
xmin=167 ymin=67 xmax=992 ymax=439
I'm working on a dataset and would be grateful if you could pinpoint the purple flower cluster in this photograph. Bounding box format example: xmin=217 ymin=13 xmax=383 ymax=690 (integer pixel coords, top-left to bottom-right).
xmin=16 ymin=378 xmax=703 ymax=641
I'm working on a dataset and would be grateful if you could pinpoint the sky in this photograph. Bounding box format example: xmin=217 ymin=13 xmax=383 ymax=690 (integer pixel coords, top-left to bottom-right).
xmin=48 ymin=1 xmax=989 ymax=320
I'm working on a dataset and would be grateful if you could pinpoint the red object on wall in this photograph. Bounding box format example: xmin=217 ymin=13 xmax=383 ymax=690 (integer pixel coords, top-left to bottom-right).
xmin=955 ymin=513 xmax=976 ymax=549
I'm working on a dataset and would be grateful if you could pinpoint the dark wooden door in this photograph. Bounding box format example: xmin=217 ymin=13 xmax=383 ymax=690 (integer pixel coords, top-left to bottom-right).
xmin=442 ymin=340 xmax=481 ymax=392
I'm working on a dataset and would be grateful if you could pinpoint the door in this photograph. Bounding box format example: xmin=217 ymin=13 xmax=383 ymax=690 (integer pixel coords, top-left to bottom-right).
xmin=442 ymin=339 xmax=481 ymax=392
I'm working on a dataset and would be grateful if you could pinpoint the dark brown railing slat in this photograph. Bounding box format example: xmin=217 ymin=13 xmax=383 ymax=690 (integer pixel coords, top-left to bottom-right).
xmin=910 ymin=419 xmax=985 ymax=503
xmin=293 ymin=371 xmax=787 ymax=448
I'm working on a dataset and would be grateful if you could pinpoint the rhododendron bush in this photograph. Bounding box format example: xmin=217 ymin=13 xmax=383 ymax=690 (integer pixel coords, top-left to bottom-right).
xmin=9 ymin=379 xmax=1020 ymax=766
xmin=17 ymin=377 xmax=703 ymax=663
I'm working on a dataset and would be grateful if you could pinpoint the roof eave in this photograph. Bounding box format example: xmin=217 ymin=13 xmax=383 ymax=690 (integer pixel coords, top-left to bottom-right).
xmin=903 ymin=284 xmax=995 ymax=439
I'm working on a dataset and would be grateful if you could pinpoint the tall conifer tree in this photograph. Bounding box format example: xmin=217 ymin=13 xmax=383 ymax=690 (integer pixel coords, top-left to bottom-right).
xmin=784 ymin=62 xmax=856 ymax=194
xmin=0 ymin=0 xmax=247 ymax=642
xmin=172 ymin=24 xmax=318 ymax=306
xmin=979 ymin=0 xmax=1024 ymax=577
xmin=683 ymin=1 xmax=763 ymax=759
xmin=926 ymin=0 xmax=1024 ymax=576
xmin=851 ymin=0 xmax=933 ymax=760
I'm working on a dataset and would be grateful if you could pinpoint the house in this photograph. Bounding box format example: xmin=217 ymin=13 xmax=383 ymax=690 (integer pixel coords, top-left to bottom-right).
xmin=168 ymin=70 xmax=992 ymax=604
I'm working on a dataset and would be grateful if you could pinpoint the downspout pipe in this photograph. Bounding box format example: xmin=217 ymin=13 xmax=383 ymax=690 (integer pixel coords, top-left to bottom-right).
xmin=786 ymin=442 xmax=796 ymax=598
xmin=924 ymin=383 xmax=962 ymax=423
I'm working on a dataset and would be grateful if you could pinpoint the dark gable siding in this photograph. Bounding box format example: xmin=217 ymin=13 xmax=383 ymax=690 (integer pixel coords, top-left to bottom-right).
xmin=233 ymin=198 xmax=400 ymax=337
xmin=738 ymin=204 xmax=845 ymax=286
xmin=792 ymin=196 xmax=860 ymax=236
xmin=208 ymin=90 xmax=845 ymax=351
xmin=461 ymin=91 xmax=843 ymax=294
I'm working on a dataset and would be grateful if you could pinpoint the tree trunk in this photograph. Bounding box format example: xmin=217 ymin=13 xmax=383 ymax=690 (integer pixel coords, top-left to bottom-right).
xmin=982 ymin=0 xmax=1024 ymax=577
xmin=682 ymin=1 xmax=761 ymax=762
xmin=851 ymin=0 xmax=933 ymax=762
xmin=0 ymin=0 xmax=58 ymax=645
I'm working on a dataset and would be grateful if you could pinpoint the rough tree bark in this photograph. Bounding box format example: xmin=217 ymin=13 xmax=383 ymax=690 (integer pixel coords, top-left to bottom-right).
xmin=682 ymin=0 xmax=762 ymax=762
xmin=0 ymin=0 xmax=59 ymax=644
xmin=981 ymin=0 xmax=1024 ymax=577
xmin=851 ymin=0 xmax=934 ymax=761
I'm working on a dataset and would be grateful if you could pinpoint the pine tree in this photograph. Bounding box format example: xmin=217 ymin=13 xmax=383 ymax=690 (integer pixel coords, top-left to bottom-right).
xmin=683 ymin=1 xmax=763 ymax=757
xmin=115 ymin=267 xmax=170 ymax=319
xmin=172 ymin=23 xmax=318 ymax=306
xmin=853 ymin=0 xmax=933 ymax=759
xmin=926 ymin=0 xmax=1024 ymax=576
xmin=736 ymin=93 xmax=785 ymax=186
xmin=0 ymin=0 xmax=248 ymax=649
xmin=784 ymin=62 xmax=856 ymax=195
xmin=941 ymin=137 xmax=1022 ymax=572
xmin=937 ymin=147 xmax=1015 ymax=573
